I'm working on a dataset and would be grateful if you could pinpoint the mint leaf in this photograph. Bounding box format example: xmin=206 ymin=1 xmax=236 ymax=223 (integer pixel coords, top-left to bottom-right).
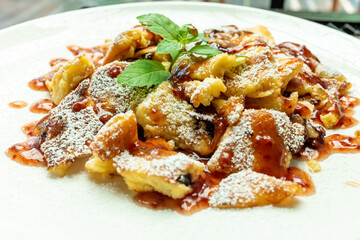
xmin=188 ymin=45 xmax=223 ymax=57
xmin=177 ymin=24 xmax=197 ymax=44
xmin=156 ymin=39 xmax=182 ymax=60
xmin=137 ymin=13 xmax=180 ymax=40
xmin=117 ymin=60 xmax=170 ymax=87
xmin=196 ymin=33 xmax=209 ymax=42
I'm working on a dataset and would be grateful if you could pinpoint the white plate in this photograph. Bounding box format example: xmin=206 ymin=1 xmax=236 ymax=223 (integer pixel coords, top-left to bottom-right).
xmin=1 ymin=2 xmax=360 ymax=240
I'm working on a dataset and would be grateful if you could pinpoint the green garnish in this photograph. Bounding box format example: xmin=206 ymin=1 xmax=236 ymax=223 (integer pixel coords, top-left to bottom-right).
xmin=118 ymin=13 xmax=246 ymax=87
xmin=137 ymin=13 xmax=221 ymax=61
xmin=117 ymin=60 xmax=170 ymax=87
xmin=188 ymin=45 xmax=223 ymax=57
xmin=137 ymin=13 xmax=180 ymax=41
xmin=156 ymin=39 xmax=182 ymax=60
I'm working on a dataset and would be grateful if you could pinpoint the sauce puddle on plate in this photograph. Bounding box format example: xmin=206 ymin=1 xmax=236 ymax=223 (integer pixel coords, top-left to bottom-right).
xmin=345 ymin=181 xmax=360 ymax=188
xmin=30 ymin=99 xmax=56 ymax=114
xmin=9 ymin=101 xmax=27 ymax=109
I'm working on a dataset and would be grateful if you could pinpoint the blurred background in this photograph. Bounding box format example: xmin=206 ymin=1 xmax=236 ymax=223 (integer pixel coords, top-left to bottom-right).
xmin=1 ymin=0 xmax=359 ymax=37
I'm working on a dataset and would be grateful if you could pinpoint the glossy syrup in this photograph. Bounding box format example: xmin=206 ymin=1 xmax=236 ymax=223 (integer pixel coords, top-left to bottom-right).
xmin=30 ymin=99 xmax=56 ymax=114
xmin=297 ymin=134 xmax=360 ymax=161
xmin=134 ymin=171 xmax=226 ymax=214
xmin=345 ymin=181 xmax=360 ymax=188
xmin=6 ymin=121 xmax=45 ymax=167
xmin=134 ymin=166 xmax=314 ymax=214
xmin=9 ymin=101 xmax=27 ymax=109
xmin=67 ymin=45 xmax=105 ymax=65
xmin=28 ymin=74 xmax=52 ymax=91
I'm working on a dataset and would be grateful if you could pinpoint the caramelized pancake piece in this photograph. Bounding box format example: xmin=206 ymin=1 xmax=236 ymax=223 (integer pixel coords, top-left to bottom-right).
xmin=91 ymin=111 xmax=138 ymax=160
xmin=205 ymin=26 xmax=270 ymax=54
xmin=190 ymin=54 xmax=239 ymax=80
xmin=286 ymin=65 xmax=329 ymax=104
xmin=67 ymin=41 xmax=111 ymax=67
xmin=224 ymin=46 xmax=283 ymax=98
xmin=208 ymin=109 xmax=305 ymax=176
xmin=136 ymin=82 xmax=212 ymax=156
xmin=37 ymin=80 xmax=102 ymax=175
xmin=215 ymin=34 xmax=303 ymax=99
xmin=103 ymin=26 xmax=160 ymax=64
xmin=86 ymin=111 xmax=138 ymax=175
xmin=213 ymin=96 xmax=245 ymax=125
xmin=275 ymin=56 xmax=303 ymax=90
xmin=246 ymin=25 xmax=276 ymax=47
xmin=46 ymin=54 xmax=94 ymax=105
xmin=316 ymin=64 xmax=347 ymax=83
xmin=274 ymin=42 xmax=320 ymax=72
xmin=245 ymin=89 xmax=298 ymax=115
xmin=86 ymin=111 xmax=205 ymax=198
xmin=114 ymin=151 xmax=205 ymax=199
xmin=88 ymin=61 xmax=153 ymax=116
xmin=184 ymin=77 xmax=227 ymax=107
xmin=209 ymin=170 xmax=301 ymax=208
xmin=276 ymin=42 xmax=352 ymax=128
xmin=286 ymin=64 xmax=350 ymax=128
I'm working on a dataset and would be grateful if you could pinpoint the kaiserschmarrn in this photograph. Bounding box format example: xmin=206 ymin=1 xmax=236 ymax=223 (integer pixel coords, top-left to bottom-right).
xmin=7 ymin=14 xmax=360 ymax=214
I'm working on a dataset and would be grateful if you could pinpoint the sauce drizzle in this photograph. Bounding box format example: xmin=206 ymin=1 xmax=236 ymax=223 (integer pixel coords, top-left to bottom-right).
xmin=6 ymin=137 xmax=45 ymax=167
xmin=28 ymin=73 xmax=54 ymax=92
xmin=134 ymin=166 xmax=314 ymax=214
xmin=345 ymin=181 xmax=360 ymax=187
xmin=298 ymin=134 xmax=360 ymax=161
xmin=30 ymin=99 xmax=56 ymax=114
xmin=135 ymin=170 xmax=226 ymax=214
xmin=6 ymin=121 xmax=45 ymax=167
xmin=9 ymin=101 xmax=27 ymax=109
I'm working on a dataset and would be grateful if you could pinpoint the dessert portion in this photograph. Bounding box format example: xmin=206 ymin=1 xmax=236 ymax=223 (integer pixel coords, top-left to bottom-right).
xmin=208 ymin=109 xmax=305 ymax=177
xmin=136 ymin=81 xmax=213 ymax=155
xmin=36 ymin=79 xmax=102 ymax=175
xmin=7 ymin=13 xmax=360 ymax=214
xmin=87 ymin=111 xmax=205 ymax=199
xmin=209 ymin=170 xmax=301 ymax=208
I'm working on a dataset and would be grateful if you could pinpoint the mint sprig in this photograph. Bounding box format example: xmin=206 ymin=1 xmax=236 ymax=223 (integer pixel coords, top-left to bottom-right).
xmin=137 ymin=13 xmax=221 ymax=62
xmin=117 ymin=60 xmax=170 ymax=87
xmin=118 ymin=13 xmax=246 ymax=87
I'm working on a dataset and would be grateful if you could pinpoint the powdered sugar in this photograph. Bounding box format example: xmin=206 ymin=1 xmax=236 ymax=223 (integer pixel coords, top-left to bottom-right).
xmin=40 ymin=107 xmax=102 ymax=167
xmin=224 ymin=46 xmax=282 ymax=97
xmin=227 ymin=104 xmax=244 ymax=125
xmin=113 ymin=151 xmax=204 ymax=184
xmin=316 ymin=64 xmax=343 ymax=78
xmin=137 ymin=82 xmax=211 ymax=153
xmin=237 ymin=46 xmax=279 ymax=83
xmin=208 ymin=109 xmax=306 ymax=172
xmin=186 ymin=111 xmax=215 ymax=122
xmin=208 ymin=109 xmax=255 ymax=172
xmin=37 ymin=79 xmax=102 ymax=167
xmin=209 ymin=170 xmax=279 ymax=207
xmin=88 ymin=61 xmax=153 ymax=114
xmin=267 ymin=109 xmax=305 ymax=153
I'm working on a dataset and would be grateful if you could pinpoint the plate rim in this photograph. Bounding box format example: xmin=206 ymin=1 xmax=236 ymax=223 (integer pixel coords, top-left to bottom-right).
xmin=1 ymin=2 xmax=360 ymax=240
xmin=1 ymin=1 xmax=359 ymax=46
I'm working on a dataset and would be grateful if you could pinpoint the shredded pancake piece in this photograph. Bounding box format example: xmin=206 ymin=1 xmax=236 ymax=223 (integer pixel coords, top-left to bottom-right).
xmin=209 ymin=170 xmax=301 ymax=208
xmin=37 ymin=80 xmax=102 ymax=171
xmin=208 ymin=109 xmax=305 ymax=175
